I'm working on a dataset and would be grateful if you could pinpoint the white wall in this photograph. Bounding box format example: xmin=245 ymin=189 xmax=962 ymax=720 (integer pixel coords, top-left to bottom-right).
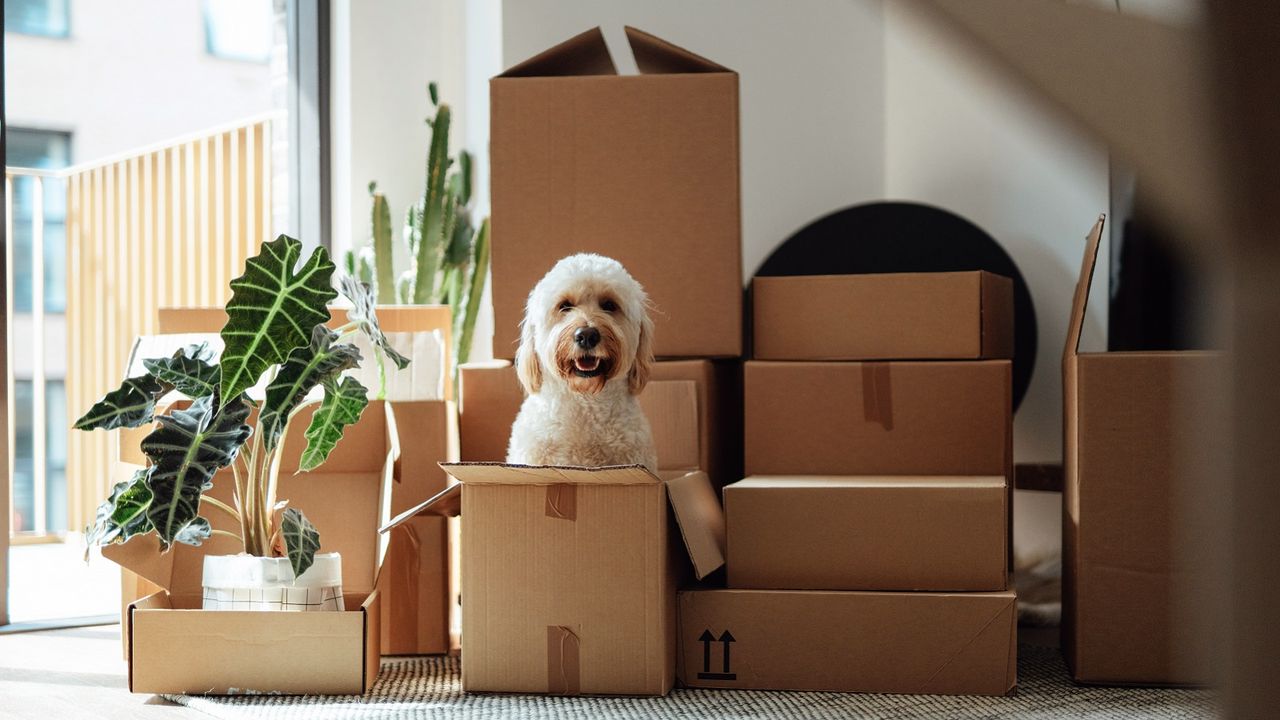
xmin=500 ymin=0 xmax=888 ymax=283
xmin=883 ymin=4 xmax=1111 ymax=562
xmin=5 ymin=0 xmax=272 ymax=163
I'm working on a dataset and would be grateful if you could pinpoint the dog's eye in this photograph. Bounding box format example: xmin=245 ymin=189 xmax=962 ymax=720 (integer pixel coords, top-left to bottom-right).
xmin=558 ymin=300 xmax=574 ymax=313
xmin=600 ymin=299 xmax=618 ymax=313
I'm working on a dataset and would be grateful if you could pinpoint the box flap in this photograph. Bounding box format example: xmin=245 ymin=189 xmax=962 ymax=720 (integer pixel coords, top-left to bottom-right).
xmin=1064 ymin=214 xmax=1107 ymax=360
xmin=664 ymin=471 xmax=725 ymax=580
xmin=499 ymin=27 xmax=617 ymax=78
xmin=103 ymin=534 xmax=175 ymax=591
xmin=438 ymin=461 xmax=659 ymax=486
xmin=624 ymin=26 xmax=732 ymax=74
xmin=380 ymin=483 xmax=461 ymax=533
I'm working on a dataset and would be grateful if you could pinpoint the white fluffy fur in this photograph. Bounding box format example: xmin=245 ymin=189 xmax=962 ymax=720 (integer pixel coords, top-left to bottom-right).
xmin=507 ymin=253 xmax=658 ymax=472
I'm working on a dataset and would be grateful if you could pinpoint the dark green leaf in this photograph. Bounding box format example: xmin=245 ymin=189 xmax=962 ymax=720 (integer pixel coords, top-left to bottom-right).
xmin=73 ymin=374 xmax=168 ymax=431
xmin=338 ymin=275 xmax=411 ymax=370
xmin=142 ymin=394 xmax=252 ymax=550
xmin=260 ymin=326 xmax=362 ymax=452
xmin=299 ymin=376 xmax=369 ymax=472
xmin=219 ymin=235 xmax=338 ymax=403
xmin=85 ymin=468 xmax=155 ymax=551
xmin=280 ymin=507 xmax=321 ymax=579
xmin=173 ymin=516 xmax=212 ymax=547
xmin=428 ymin=81 xmax=438 ymax=107
xmin=143 ymin=343 xmax=220 ymax=398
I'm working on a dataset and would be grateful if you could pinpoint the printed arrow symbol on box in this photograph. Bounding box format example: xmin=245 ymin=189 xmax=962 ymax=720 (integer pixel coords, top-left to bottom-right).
xmin=699 ymin=629 xmax=715 ymax=673
xmin=719 ymin=630 xmax=736 ymax=673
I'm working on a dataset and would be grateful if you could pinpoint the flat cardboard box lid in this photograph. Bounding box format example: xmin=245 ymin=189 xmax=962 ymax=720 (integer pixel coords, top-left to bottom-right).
xmin=382 ymin=463 xmax=726 ymax=580
xmin=499 ymin=26 xmax=732 ymax=78
xmin=1064 ymin=214 xmax=1107 ymax=361
xmin=103 ymin=401 xmax=400 ymax=597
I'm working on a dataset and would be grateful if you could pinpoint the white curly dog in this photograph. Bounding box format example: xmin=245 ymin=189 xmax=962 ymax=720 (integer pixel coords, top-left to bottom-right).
xmin=506 ymin=253 xmax=658 ymax=472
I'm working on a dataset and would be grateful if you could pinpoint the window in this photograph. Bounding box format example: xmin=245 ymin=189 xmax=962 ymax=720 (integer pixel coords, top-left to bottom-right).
xmin=4 ymin=0 xmax=70 ymax=38
xmin=203 ymin=0 xmax=273 ymax=63
xmin=7 ymin=128 xmax=70 ymax=313
xmin=9 ymin=380 xmax=67 ymax=534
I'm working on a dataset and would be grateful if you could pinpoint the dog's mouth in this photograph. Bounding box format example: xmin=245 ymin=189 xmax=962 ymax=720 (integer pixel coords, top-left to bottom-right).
xmin=572 ymin=355 xmax=607 ymax=378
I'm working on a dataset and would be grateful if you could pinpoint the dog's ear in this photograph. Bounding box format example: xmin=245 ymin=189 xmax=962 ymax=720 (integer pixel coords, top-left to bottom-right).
xmin=515 ymin=320 xmax=542 ymax=395
xmin=628 ymin=310 xmax=654 ymax=395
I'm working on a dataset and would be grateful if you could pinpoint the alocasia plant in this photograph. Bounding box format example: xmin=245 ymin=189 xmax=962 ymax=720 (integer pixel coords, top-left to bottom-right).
xmin=76 ymin=234 xmax=407 ymax=579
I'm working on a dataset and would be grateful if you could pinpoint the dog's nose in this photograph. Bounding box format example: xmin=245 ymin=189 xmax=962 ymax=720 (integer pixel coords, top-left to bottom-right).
xmin=574 ymin=326 xmax=601 ymax=349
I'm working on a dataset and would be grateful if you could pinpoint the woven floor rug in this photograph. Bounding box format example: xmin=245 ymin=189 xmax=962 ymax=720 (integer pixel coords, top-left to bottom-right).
xmin=167 ymin=645 xmax=1216 ymax=720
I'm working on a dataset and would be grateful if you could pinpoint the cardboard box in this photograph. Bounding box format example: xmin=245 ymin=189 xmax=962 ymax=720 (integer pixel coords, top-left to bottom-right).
xmin=1063 ymin=216 xmax=1225 ymax=685
xmin=459 ymin=359 xmax=742 ymax=488
xmin=751 ymin=271 xmax=1013 ymax=361
xmin=383 ymin=464 xmax=726 ymax=696
xmin=376 ymin=400 xmax=457 ymax=655
xmin=725 ymin=476 xmax=1008 ymax=592
xmin=677 ymin=588 xmax=1017 ymax=695
xmin=103 ymin=401 xmax=399 ymax=695
xmin=490 ymin=26 xmax=742 ymax=359
xmin=148 ymin=311 xmax=458 ymax=657
xmin=744 ymin=360 xmax=1011 ymax=476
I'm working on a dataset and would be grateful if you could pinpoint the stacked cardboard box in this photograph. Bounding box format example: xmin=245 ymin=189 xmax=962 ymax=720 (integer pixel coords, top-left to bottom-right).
xmin=677 ymin=271 xmax=1018 ymax=696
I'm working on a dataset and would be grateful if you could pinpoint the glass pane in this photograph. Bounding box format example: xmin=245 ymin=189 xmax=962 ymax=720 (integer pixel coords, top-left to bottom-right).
xmin=203 ymin=0 xmax=273 ymax=62
xmin=12 ymin=381 xmax=35 ymax=533
xmin=45 ymin=381 xmax=69 ymax=532
xmin=4 ymin=0 xmax=70 ymax=38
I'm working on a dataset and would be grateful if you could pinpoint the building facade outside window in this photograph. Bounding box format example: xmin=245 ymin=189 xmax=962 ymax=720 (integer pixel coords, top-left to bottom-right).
xmin=4 ymin=0 xmax=70 ymax=38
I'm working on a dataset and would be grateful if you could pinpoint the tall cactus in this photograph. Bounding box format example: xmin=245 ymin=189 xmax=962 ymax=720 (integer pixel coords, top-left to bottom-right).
xmin=368 ymin=182 xmax=396 ymax=304
xmin=361 ymin=81 xmax=491 ymax=376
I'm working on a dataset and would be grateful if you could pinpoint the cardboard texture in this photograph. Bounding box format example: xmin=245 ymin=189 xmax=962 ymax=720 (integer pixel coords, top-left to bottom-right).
xmin=490 ymin=26 xmax=742 ymax=359
xmin=1063 ymin=216 xmax=1225 ymax=685
xmin=744 ymin=360 xmax=1012 ymax=476
xmin=103 ymin=401 xmax=399 ymax=695
xmin=725 ymin=476 xmax=1008 ymax=592
xmin=377 ymin=400 xmax=457 ymax=655
xmin=677 ymin=588 xmax=1017 ymax=695
xmin=459 ymin=359 xmax=742 ymax=488
xmin=383 ymin=463 xmax=726 ymax=696
xmin=752 ymin=271 xmax=1014 ymax=361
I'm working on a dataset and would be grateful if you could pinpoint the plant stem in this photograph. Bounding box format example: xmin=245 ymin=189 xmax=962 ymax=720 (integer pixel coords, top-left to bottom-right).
xmin=230 ymin=460 xmax=251 ymax=554
xmin=210 ymin=528 xmax=243 ymax=543
xmin=200 ymin=495 xmax=241 ymax=522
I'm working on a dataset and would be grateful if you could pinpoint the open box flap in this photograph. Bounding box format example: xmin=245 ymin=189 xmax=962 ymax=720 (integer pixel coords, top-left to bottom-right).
xmin=1064 ymin=214 xmax=1107 ymax=361
xmin=105 ymin=401 xmax=399 ymax=597
xmin=664 ymin=470 xmax=725 ymax=580
xmin=439 ymin=462 xmax=659 ymax=486
xmin=499 ymin=26 xmax=617 ymax=78
xmin=624 ymin=26 xmax=732 ymax=74
xmin=380 ymin=465 xmax=726 ymax=580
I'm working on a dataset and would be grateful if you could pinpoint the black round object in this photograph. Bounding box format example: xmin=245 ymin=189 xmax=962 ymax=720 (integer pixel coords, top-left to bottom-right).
xmin=755 ymin=201 xmax=1036 ymax=411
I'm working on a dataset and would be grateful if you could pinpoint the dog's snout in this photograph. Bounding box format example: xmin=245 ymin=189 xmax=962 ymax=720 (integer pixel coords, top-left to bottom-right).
xmin=574 ymin=326 xmax=601 ymax=349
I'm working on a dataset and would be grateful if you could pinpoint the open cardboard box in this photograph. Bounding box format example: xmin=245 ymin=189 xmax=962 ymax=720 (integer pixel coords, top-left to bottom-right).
xmin=103 ymin=400 xmax=399 ymax=695
xmin=1063 ymin=216 xmax=1225 ymax=685
xmin=381 ymin=463 xmax=726 ymax=696
xmin=144 ymin=308 xmax=459 ymax=656
xmin=490 ymin=26 xmax=742 ymax=359
xmin=459 ymin=360 xmax=742 ymax=489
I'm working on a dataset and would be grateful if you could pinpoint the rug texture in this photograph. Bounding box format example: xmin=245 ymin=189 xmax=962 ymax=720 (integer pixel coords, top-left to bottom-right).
xmin=167 ymin=645 xmax=1216 ymax=719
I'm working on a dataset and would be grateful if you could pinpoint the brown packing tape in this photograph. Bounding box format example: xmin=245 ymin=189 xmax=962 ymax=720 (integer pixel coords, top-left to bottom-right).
xmin=546 ymin=625 xmax=581 ymax=695
xmin=862 ymin=363 xmax=894 ymax=431
xmin=544 ymin=484 xmax=577 ymax=521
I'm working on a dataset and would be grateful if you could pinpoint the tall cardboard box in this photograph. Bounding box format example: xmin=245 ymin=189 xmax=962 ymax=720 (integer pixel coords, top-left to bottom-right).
xmin=744 ymin=360 xmax=1012 ymax=476
xmin=383 ymin=465 xmax=725 ymax=696
xmin=677 ymin=588 xmax=1017 ymax=695
xmin=104 ymin=401 xmax=399 ymax=695
xmin=1063 ymin=216 xmax=1225 ymax=685
xmin=459 ymin=359 xmax=742 ymax=489
xmin=490 ymin=26 xmax=742 ymax=359
xmin=725 ymin=476 xmax=1008 ymax=592
xmin=751 ymin=271 xmax=1014 ymax=361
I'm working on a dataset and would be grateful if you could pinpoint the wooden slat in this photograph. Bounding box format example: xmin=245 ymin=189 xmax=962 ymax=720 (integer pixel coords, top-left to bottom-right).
xmin=63 ymin=119 xmax=274 ymax=530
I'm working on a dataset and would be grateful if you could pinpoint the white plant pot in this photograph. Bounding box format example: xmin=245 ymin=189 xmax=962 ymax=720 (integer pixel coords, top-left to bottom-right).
xmin=202 ymin=553 xmax=344 ymax=612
